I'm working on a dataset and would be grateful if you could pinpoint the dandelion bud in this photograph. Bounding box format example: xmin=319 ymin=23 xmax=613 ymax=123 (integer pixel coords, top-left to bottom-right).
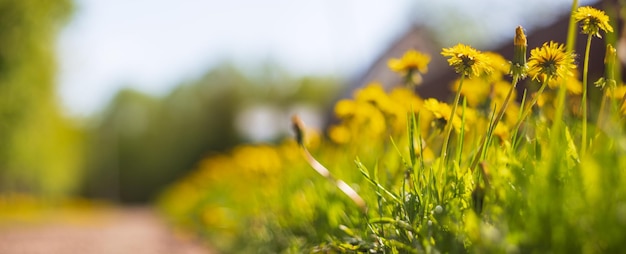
xmin=510 ymin=26 xmax=528 ymax=79
xmin=605 ymin=44 xmax=617 ymax=83
xmin=291 ymin=115 xmax=305 ymax=146
xmin=605 ymin=44 xmax=617 ymax=64
xmin=595 ymin=44 xmax=617 ymax=89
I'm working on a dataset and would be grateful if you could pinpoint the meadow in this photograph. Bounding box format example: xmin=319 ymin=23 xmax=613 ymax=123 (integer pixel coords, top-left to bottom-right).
xmin=158 ymin=3 xmax=626 ymax=253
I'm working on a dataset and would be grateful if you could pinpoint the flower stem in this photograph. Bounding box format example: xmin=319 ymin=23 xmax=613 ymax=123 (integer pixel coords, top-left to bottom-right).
xmin=549 ymin=0 xmax=579 ymax=144
xmin=596 ymin=88 xmax=609 ymax=131
xmin=291 ymin=115 xmax=367 ymax=212
xmin=441 ymin=75 xmax=465 ymax=167
xmin=469 ymin=76 xmax=519 ymax=172
xmin=581 ymin=34 xmax=592 ymax=155
xmin=512 ymin=78 xmax=550 ymax=140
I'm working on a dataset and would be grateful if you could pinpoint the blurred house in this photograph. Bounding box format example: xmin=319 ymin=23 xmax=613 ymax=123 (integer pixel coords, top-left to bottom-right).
xmin=351 ymin=0 xmax=624 ymax=101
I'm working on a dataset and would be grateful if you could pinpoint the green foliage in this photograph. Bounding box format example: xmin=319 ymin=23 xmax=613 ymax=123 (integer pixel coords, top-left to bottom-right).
xmin=0 ymin=0 xmax=83 ymax=198
xmin=83 ymin=64 xmax=339 ymax=203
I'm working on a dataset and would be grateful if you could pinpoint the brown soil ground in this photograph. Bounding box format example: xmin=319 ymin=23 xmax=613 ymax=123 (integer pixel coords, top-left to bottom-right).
xmin=0 ymin=207 xmax=212 ymax=254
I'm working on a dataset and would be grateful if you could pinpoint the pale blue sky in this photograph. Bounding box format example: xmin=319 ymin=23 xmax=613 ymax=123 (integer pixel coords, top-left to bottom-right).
xmin=56 ymin=0 xmax=589 ymax=116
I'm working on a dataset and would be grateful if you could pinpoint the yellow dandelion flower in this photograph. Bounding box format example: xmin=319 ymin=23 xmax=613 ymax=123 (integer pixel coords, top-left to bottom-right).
xmin=574 ymin=6 xmax=613 ymax=38
xmin=527 ymin=41 xmax=576 ymax=82
xmin=388 ymin=49 xmax=431 ymax=74
xmin=441 ymin=43 xmax=493 ymax=78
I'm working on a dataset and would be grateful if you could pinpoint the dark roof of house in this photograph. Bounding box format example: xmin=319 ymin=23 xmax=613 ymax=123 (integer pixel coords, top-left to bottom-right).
xmin=350 ymin=0 xmax=623 ymax=101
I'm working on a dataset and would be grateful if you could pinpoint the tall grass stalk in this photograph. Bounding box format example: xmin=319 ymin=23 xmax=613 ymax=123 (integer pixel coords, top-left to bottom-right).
xmin=581 ymin=34 xmax=592 ymax=154
xmin=440 ymin=75 xmax=465 ymax=167
xmin=551 ymin=0 xmax=579 ymax=136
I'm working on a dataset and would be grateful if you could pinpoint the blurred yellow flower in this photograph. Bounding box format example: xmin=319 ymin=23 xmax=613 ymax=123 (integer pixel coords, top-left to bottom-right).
xmin=451 ymin=78 xmax=490 ymax=107
xmin=355 ymin=82 xmax=387 ymax=103
xmin=441 ymin=43 xmax=493 ymax=78
xmin=605 ymin=85 xmax=626 ymax=99
xmin=493 ymin=122 xmax=510 ymax=140
xmin=490 ymin=81 xmax=520 ymax=125
xmin=484 ymin=52 xmax=510 ymax=79
xmin=354 ymin=83 xmax=395 ymax=114
xmin=502 ymin=103 xmax=520 ymax=127
xmin=334 ymin=99 xmax=357 ymax=118
xmin=547 ymin=70 xmax=582 ymax=95
xmin=233 ymin=145 xmax=282 ymax=176
xmin=424 ymin=99 xmax=448 ymax=119
xmin=564 ymin=78 xmax=583 ymax=95
xmin=354 ymin=83 xmax=418 ymax=131
xmin=574 ymin=6 xmax=613 ymax=38
xmin=416 ymin=144 xmax=435 ymax=162
xmin=333 ymin=95 xmax=387 ymax=140
xmin=388 ymin=87 xmax=423 ymax=110
xmin=492 ymin=80 xmax=516 ymax=101
xmin=527 ymin=41 xmax=576 ymax=82
xmin=423 ymin=98 xmax=463 ymax=132
xmin=328 ymin=125 xmax=351 ymax=144
xmin=387 ymin=49 xmax=430 ymax=74
xmin=537 ymin=92 xmax=553 ymax=108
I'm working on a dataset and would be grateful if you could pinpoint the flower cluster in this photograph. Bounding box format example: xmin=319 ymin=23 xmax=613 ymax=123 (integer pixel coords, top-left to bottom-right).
xmin=329 ymin=82 xmax=423 ymax=144
xmin=158 ymin=5 xmax=626 ymax=254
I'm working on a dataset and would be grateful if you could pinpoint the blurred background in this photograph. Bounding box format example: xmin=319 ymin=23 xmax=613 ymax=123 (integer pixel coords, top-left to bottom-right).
xmin=0 ymin=0 xmax=595 ymax=204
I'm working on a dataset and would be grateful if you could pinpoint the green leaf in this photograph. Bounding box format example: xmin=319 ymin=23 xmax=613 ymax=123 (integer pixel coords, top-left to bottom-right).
xmin=564 ymin=126 xmax=580 ymax=163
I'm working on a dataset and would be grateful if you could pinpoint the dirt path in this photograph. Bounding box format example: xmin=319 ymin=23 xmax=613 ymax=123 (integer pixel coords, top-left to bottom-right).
xmin=0 ymin=207 xmax=212 ymax=254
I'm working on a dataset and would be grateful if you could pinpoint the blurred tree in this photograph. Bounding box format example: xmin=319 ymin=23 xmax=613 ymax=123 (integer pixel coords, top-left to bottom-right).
xmin=82 ymin=64 xmax=339 ymax=203
xmin=0 ymin=0 xmax=83 ymax=199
